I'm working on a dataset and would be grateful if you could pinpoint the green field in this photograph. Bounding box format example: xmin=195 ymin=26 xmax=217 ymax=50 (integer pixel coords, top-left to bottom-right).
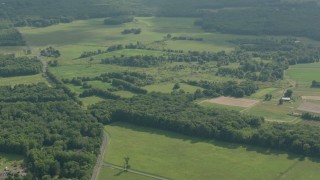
xmin=103 ymin=122 xmax=320 ymax=180
xmin=143 ymin=82 xmax=202 ymax=94
xmin=286 ymin=63 xmax=320 ymax=87
xmin=98 ymin=166 xmax=153 ymax=180
xmin=0 ymin=74 xmax=47 ymax=86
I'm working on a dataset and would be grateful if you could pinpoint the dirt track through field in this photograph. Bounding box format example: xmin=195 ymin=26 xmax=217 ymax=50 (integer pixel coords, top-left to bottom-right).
xmin=298 ymin=102 xmax=320 ymax=114
xmin=205 ymin=97 xmax=259 ymax=108
xmin=91 ymin=132 xmax=108 ymax=180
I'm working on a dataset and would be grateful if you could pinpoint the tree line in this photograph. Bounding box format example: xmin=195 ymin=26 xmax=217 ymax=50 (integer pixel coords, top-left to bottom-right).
xmin=89 ymin=92 xmax=320 ymax=158
xmin=0 ymin=54 xmax=42 ymax=77
xmin=196 ymin=2 xmax=320 ymax=40
xmin=104 ymin=16 xmax=134 ymax=25
xmin=184 ymin=80 xmax=258 ymax=98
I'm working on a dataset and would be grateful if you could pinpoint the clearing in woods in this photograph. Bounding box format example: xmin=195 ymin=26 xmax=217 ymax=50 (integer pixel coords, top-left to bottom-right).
xmin=204 ymin=96 xmax=259 ymax=108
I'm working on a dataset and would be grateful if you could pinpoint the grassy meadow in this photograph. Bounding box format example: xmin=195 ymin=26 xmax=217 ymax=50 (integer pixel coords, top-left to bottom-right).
xmin=103 ymin=122 xmax=320 ymax=180
xmin=98 ymin=166 xmax=153 ymax=180
xmin=0 ymin=74 xmax=47 ymax=86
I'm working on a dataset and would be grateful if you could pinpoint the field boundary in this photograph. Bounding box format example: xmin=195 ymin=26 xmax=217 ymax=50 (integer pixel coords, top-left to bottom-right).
xmin=103 ymin=162 xmax=171 ymax=180
xmin=91 ymin=131 xmax=108 ymax=180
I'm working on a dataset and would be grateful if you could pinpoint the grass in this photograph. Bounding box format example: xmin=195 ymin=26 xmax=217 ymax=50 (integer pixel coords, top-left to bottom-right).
xmin=104 ymin=122 xmax=320 ymax=180
xmin=98 ymin=166 xmax=153 ymax=180
xmin=80 ymin=96 xmax=104 ymax=106
xmin=113 ymin=91 xmax=137 ymax=98
xmin=0 ymin=153 xmax=24 ymax=173
xmin=0 ymin=74 xmax=47 ymax=86
xmin=49 ymin=64 xmax=127 ymax=80
xmin=246 ymin=102 xmax=296 ymax=121
xmin=143 ymin=82 xmax=202 ymax=94
xmin=87 ymin=81 xmax=112 ymax=90
xmin=0 ymin=46 xmax=28 ymax=55
xmin=250 ymin=87 xmax=278 ymax=99
xmin=286 ymin=63 xmax=320 ymax=87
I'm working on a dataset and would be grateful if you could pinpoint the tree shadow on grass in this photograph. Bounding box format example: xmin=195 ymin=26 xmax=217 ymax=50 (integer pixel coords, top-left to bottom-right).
xmin=107 ymin=122 xmax=320 ymax=164
xmin=114 ymin=169 xmax=125 ymax=176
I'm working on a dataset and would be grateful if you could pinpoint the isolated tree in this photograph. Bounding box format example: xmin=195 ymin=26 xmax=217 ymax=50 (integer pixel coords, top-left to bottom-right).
xmin=284 ymin=89 xmax=293 ymax=98
xmin=173 ymin=83 xmax=180 ymax=90
xmin=123 ymin=156 xmax=130 ymax=171
xmin=279 ymin=98 xmax=283 ymax=105
xmin=264 ymin=94 xmax=272 ymax=101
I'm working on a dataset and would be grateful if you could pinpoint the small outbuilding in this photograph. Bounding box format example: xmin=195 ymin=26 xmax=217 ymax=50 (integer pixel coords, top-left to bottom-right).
xmin=281 ymin=97 xmax=291 ymax=101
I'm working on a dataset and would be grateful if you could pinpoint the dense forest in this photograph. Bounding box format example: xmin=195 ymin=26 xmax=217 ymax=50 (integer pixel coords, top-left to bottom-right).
xmin=197 ymin=3 xmax=320 ymax=40
xmin=1 ymin=0 xmax=320 ymax=40
xmin=90 ymin=93 xmax=320 ymax=157
xmin=0 ymin=83 xmax=103 ymax=179
xmin=0 ymin=54 xmax=42 ymax=77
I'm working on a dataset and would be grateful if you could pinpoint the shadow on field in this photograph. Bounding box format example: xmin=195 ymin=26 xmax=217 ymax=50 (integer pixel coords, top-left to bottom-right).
xmin=108 ymin=122 xmax=320 ymax=163
xmin=108 ymin=122 xmax=241 ymax=148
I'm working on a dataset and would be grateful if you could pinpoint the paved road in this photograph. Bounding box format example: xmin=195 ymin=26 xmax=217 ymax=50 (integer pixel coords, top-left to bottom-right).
xmin=91 ymin=132 xmax=108 ymax=180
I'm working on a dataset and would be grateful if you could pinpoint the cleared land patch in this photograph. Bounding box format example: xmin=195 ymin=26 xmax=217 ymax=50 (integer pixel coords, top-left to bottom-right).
xmin=205 ymin=96 xmax=259 ymax=108
xmin=302 ymin=96 xmax=320 ymax=101
xmin=298 ymin=102 xmax=320 ymax=114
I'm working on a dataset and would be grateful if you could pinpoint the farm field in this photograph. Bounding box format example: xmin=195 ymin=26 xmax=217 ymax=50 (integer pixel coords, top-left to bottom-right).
xmin=205 ymin=96 xmax=259 ymax=108
xmin=103 ymin=122 xmax=320 ymax=180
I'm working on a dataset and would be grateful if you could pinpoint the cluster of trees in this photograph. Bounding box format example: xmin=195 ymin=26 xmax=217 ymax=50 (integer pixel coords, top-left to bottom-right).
xmin=101 ymin=50 xmax=250 ymax=67
xmin=100 ymin=72 xmax=154 ymax=86
xmin=301 ymin=113 xmax=320 ymax=122
xmin=80 ymin=88 xmax=121 ymax=100
xmin=171 ymin=36 xmax=203 ymax=41
xmin=0 ymin=83 xmax=103 ymax=179
xmin=185 ymin=80 xmax=258 ymax=98
xmin=89 ymin=92 xmax=320 ymax=157
xmin=311 ymin=80 xmax=320 ymax=88
xmin=0 ymin=28 xmax=25 ymax=46
xmin=112 ymin=79 xmax=148 ymax=94
xmin=0 ymin=54 xmax=42 ymax=77
xmin=101 ymin=55 xmax=164 ymax=67
xmin=0 ymin=83 xmax=69 ymax=102
xmin=14 ymin=17 xmax=74 ymax=28
xmin=40 ymin=47 xmax=61 ymax=58
xmin=121 ymin=28 xmax=141 ymax=35
xmin=232 ymin=38 xmax=320 ymax=65
xmin=78 ymin=42 xmax=149 ymax=59
xmin=217 ymin=61 xmax=286 ymax=81
xmin=104 ymin=16 xmax=134 ymax=25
